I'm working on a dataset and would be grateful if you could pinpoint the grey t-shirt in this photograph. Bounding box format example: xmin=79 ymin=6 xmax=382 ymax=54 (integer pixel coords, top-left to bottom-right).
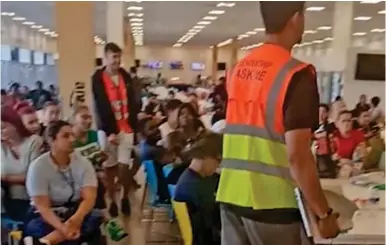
xmin=26 ymin=151 xmax=97 ymax=206
xmin=1 ymin=135 xmax=43 ymax=200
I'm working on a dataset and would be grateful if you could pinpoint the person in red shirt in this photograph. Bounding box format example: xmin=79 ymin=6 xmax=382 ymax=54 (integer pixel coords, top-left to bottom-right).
xmin=334 ymin=110 xmax=366 ymax=161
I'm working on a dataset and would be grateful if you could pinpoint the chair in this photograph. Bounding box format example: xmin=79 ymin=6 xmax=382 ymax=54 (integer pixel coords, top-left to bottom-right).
xmin=1 ymin=218 xmax=23 ymax=245
xmin=141 ymin=160 xmax=177 ymax=243
xmin=162 ymin=163 xmax=174 ymax=178
xmin=172 ymin=200 xmax=193 ymax=245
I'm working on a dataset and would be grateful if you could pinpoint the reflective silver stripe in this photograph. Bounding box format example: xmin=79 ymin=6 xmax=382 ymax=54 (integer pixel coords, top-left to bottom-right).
xmin=221 ymin=158 xmax=292 ymax=181
xmin=265 ymin=58 xmax=303 ymax=137
xmin=224 ymin=124 xmax=284 ymax=143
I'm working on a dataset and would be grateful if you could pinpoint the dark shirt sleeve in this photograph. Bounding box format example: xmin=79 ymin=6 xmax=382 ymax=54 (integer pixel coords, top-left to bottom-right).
xmin=283 ymin=67 xmax=319 ymax=132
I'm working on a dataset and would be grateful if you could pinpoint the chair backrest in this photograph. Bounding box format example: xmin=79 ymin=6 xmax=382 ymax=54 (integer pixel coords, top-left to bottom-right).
xmin=172 ymin=200 xmax=192 ymax=245
xmin=143 ymin=160 xmax=159 ymax=205
xmin=162 ymin=163 xmax=174 ymax=178
xmin=168 ymin=184 xmax=176 ymax=198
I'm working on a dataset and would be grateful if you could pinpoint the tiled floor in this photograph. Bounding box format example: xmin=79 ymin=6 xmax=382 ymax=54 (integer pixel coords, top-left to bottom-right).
xmin=108 ymin=166 xmax=182 ymax=245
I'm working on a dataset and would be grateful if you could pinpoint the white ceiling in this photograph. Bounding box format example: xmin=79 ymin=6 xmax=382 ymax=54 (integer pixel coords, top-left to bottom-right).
xmin=1 ymin=1 xmax=385 ymax=48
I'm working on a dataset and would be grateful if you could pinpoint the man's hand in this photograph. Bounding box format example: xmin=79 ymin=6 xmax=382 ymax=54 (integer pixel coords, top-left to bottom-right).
xmin=63 ymin=216 xmax=82 ymax=240
xmin=108 ymin=134 xmax=119 ymax=145
xmin=59 ymin=223 xmax=79 ymax=241
xmin=317 ymin=213 xmax=340 ymax=239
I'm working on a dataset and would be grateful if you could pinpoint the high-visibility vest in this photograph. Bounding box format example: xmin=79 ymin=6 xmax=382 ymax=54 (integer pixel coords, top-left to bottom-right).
xmin=216 ymin=43 xmax=314 ymax=210
xmin=102 ymin=72 xmax=133 ymax=134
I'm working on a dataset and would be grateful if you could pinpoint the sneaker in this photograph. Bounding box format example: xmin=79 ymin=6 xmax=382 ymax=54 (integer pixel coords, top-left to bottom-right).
xmin=108 ymin=201 xmax=119 ymax=218
xmin=105 ymin=219 xmax=128 ymax=242
xmin=121 ymin=198 xmax=131 ymax=216
xmin=23 ymin=237 xmax=47 ymax=245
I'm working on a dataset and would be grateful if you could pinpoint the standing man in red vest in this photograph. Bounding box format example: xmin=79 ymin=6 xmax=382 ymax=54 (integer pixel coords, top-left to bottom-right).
xmin=92 ymin=42 xmax=141 ymax=217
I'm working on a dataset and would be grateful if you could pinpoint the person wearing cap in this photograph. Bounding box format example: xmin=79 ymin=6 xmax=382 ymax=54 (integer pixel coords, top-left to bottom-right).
xmin=174 ymin=133 xmax=223 ymax=245
xmin=216 ymin=2 xmax=339 ymax=245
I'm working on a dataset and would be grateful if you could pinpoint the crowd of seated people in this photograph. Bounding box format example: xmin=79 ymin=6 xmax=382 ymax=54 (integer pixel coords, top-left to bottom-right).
xmin=314 ymin=94 xmax=385 ymax=179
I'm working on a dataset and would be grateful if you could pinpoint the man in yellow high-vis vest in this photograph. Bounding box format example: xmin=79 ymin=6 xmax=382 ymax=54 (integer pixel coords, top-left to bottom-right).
xmin=216 ymin=2 xmax=339 ymax=245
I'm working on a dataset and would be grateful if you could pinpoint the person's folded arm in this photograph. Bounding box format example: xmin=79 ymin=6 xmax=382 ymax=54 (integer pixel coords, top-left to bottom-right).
xmin=32 ymin=195 xmax=66 ymax=232
xmin=283 ymin=67 xmax=330 ymax=218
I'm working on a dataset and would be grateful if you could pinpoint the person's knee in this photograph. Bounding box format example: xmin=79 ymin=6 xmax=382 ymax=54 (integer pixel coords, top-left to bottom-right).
xmin=25 ymin=218 xmax=51 ymax=238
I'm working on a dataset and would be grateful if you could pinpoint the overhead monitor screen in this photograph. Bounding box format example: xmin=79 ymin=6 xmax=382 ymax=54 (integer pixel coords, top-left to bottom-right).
xmin=146 ymin=61 xmax=163 ymax=69
xmin=355 ymin=53 xmax=385 ymax=81
xmin=170 ymin=61 xmax=184 ymax=70
xmin=46 ymin=53 xmax=55 ymax=65
xmin=1 ymin=45 xmax=11 ymax=61
xmin=191 ymin=62 xmax=205 ymax=71
xmin=19 ymin=48 xmax=31 ymax=64
xmin=33 ymin=51 xmax=45 ymax=65
xmin=217 ymin=62 xmax=227 ymax=71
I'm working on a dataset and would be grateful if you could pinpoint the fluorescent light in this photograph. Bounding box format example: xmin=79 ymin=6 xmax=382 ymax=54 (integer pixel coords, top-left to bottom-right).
xmin=22 ymin=21 xmax=35 ymax=25
xmin=12 ymin=16 xmax=26 ymax=21
xmin=306 ymin=6 xmax=325 ymax=11
xmin=304 ymin=30 xmax=317 ymax=34
xmin=39 ymin=28 xmax=49 ymax=32
xmin=125 ymin=0 xmax=142 ymax=2
xmin=216 ymin=2 xmax=235 ymax=7
xmin=208 ymin=10 xmax=225 ymax=15
xmin=302 ymin=42 xmax=312 ymax=46
xmin=323 ymin=37 xmax=333 ymax=41
xmin=360 ymin=0 xmax=382 ymax=3
xmin=312 ymin=40 xmax=324 ymax=44
xmin=1 ymin=12 xmax=15 ymax=16
xmin=131 ymin=22 xmax=143 ymax=26
xmin=51 ymin=33 xmax=58 ymax=37
xmin=246 ymin=31 xmax=257 ymax=35
xmin=217 ymin=38 xmax=232 ymax=47
xmin=197 ymin=21 xmax=211 ymax=25
xmin=127 ymin=6 xmax=143 ymax=11
xmin=354 ymin=16 xmax=372 ymax=21
xmin=173 ymin=43 xmax=182 ymax=47
xmin=317 ymin=26 xmax=332 ymax=30
xmin=352 ymin=32 xmax=367 ymax=36
xmin=188 ymin=29 xmax=201 ymax=33
xmin=238 ymin=34 xmax=249 ymax=39
xmin=203 ymin=16 xmax=217 ymax=20
xmin=130 ymin=18 xmax=143 ymax=22
xmin=371 ymin=28 xmax=385 ymax=33
xmin=128 ymin=13 xmax=143 ymax=17
xmin=192 ymin=25 xmax=205 ymax=29
xmin=378 ymin=9 xmax=385 ymax=14
xmin=254 ymin=28 xmax=265 ymax=32
xmin=131 ymin=26 xmax=142 ymax=30
xmin=31 ymin=25 xmax=43 ymax=29
xmin=170 ymin=77 xmax=180 ymax=81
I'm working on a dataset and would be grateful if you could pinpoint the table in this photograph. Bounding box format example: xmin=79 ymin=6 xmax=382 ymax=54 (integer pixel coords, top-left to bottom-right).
xmin=316 ymin=174 xmax=385 ymax=245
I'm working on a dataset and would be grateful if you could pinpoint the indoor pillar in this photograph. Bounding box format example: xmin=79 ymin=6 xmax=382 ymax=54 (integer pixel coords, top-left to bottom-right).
xmin=211 ymin=46 xmax=218 ymax=83
xmin=55 ymin=2 xmax=94 ymax=116
xmin=331 ymin=1 xmax=353 ymax=71
xmin=230 ymin=38 xmax=238 ymax=67
xmin=123 ymin=18 xmax=135 ymax=69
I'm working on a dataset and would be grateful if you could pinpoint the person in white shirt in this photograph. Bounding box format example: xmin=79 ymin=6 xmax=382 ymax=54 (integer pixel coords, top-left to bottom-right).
xmin=158 ymin=99 xmax=182 ymax=146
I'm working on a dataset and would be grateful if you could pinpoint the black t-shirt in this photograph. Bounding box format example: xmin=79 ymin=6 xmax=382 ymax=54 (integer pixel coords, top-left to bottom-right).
xmin=223 ymin=67 xmax=320 ymax=224
xmin=28 ymin=89 xmax=52 ymax=110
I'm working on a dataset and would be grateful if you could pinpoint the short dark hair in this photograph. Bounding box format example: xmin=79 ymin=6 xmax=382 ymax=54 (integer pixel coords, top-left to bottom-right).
xmin=1 ymin=89 xmax=6 ymax=95
xmin=165 ymin=99 xmax=182 ymax=112
xmin=319 ymin=103 xmax=329 ymax=112
xmin=335 ymin=96 xmax=342 ymax=102
xmin=130 ymin=66 xmax=137 ymax=74
xmin=182 ymin=133 xmax=223 ymax=159
xmin=260 ymin=1 xmax=305 ymax=34
xmin=46 ymin=120 xmax=71 ymax=140
xmin=338 ymin=110 xmax=352 ymax=119
xmin=371 ymin=96 xmax=381 ymax=107
xmin=104 ymin=42 xmax=122 ymax=53
xmin=43 ymin=100 xmax=58 ymax=110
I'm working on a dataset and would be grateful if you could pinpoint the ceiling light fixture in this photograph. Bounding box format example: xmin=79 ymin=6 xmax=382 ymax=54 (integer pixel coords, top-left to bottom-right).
xmin=197 ymin=21 xmax=211 ymax=25
xmin=39 ymin=28 xmax=49 ymax=32
xmin=12 ymin=16 xmax=26 ymax=21
xmin=22 ymin=21 xmax=35 ymax=25
xmin=130 ymin=18 xmax=143 ymax=22
xmin=208 ymin=10 xmax=225 ymax=15
xmin=304 ymin=30 xmax=317 ymax=34
xmin=131 ymin=26 xmax=143 ymax=30
xmin=238 ymin=34 xmax=249 ymax=39
xmin=306 ymin=6 xmax=325 ymax=11
xmin=131 ymin=22 xmax=143 ymax=26
xmin=378 ymin=10 xmax=385 ymax=14
xmin=323 ymin=37 xmax=334 ymax=41
xmin=192 ymin=25 xmax=205 ymax=29
xmin=317 ymin=26 xmax=332 ymax=30
xmin=312 ymin=40 xmax=324 ymax=44
xmin=173 ymin=43 xmax=182 ymax=48
xmin=370 ymin=28 xmax=385 ymax=32
xmin=352 ymin=32 xmax=367 ymax=36
xmin=31 ymin=25 xmax=43 ymax=29
xmin=254 ymin=28 xmax=265 ymax=31
xmin=1 ymin=12 xmax=15 ymax=16
xmin=51 ymin=33 xmax=59 ymax=38
xmin=216 ymin=2 xmax=235 ymax=7
xmin=127 ymin=6 xmax=143 ymax=11
xmin=354 ymin=16 xmax=372 ymax=21
xmin=217 ymin=38 xmax=232 ymax=47
xmin=203 ymin=16 xmax=217 ymax=20
xmin=128 ymin=13 xmax=143 ymax=17
xmin=360 ymin=0 xmax=382 ymax=3
xmin=246 ymin=31 xmax=257 ymax=35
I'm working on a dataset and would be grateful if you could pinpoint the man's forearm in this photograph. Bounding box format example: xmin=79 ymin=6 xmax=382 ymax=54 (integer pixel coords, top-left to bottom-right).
xmin=289 ymin=150 xmax=330 ymax=218
xmin=73 ymin=199 xmax=95 ymax=221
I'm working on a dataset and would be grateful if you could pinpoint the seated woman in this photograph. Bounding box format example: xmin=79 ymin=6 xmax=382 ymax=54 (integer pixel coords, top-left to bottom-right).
xmin=15 ymin=101 xmax=42 ymax=135
xmin=334 ymin=110 xmax=367 ymax=176
xmin=24 ymin=120 xmax=103 ymax=245
xmin=1 ymin=106 xmax=43 ymax=222
xmin=174 ymin=133 xmax=222 ymax=245
xmin=353 ymin=109 xmax=380 ymax=141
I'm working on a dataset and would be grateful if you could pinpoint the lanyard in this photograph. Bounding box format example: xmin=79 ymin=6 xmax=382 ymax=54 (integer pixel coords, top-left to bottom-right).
xmin=50 ymin=153 xmax=75 ymax=203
